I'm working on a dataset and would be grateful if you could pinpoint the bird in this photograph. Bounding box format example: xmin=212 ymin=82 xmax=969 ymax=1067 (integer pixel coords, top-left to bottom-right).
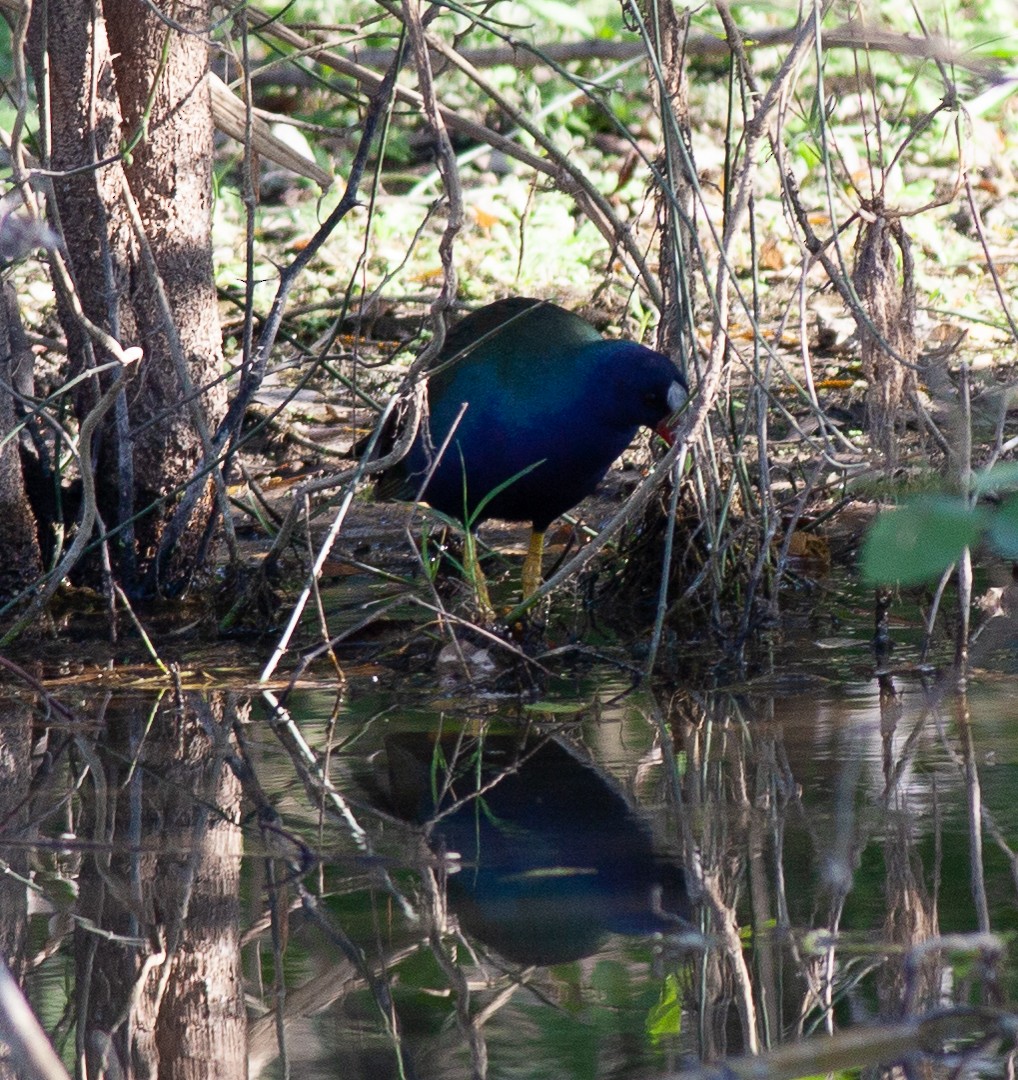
xmin=369 ymin=298 xmax=688 ymax=601
xmin=378 ymin=731 xmax=692 ymax=965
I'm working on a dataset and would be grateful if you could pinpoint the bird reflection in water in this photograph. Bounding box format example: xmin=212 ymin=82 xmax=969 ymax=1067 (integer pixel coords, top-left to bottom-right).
xmin=379 ymin=731 xmax=692 ymax=966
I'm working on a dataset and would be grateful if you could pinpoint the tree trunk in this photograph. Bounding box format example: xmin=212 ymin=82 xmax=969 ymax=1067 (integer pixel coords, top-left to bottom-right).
xmin=28 ymin=0 xmax=226 ymax=599
xmin=105 ymin=0 xmax=226 ymax=593
xmin=75 ymin=693 xmax=246 ymax=1080
xmin=0 ymin=284 xmax=43 ymax=603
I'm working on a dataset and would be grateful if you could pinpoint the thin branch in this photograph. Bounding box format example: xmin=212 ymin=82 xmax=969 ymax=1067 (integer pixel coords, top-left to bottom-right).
xmin=1 ymin=348 xmax=142 ymax=644
xmin=338 ymin=20 xmax=1001 ymax=78
xmin=154 ymin=44 xmax=403 ymax=584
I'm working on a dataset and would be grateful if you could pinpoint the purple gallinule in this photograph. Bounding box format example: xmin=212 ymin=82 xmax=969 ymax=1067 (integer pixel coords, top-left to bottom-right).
xmin=374 ymin=298 xmax=687 ymax=597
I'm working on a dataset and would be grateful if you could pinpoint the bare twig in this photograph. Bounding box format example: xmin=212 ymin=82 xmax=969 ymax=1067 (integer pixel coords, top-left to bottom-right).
xmin=1 ymin=348 xmax=142 ymax=644
xmin=339 ymin=20 xmax=1001 ymax=78
xmin=156 ymin=42 xmax=403 ymax=584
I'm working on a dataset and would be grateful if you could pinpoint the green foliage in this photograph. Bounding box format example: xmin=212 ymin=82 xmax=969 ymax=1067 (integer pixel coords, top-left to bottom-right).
xmin=860 ymin=463 xmax=1018 ymax=585
xmin=860 ymin=496 xmax=987 ymax=585
xmin=645 ymin=972 xmax=684 ymax=1044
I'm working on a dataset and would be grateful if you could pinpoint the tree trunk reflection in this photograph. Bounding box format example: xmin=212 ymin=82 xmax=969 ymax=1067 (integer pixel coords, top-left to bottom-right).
xmin=75 ymin=692 xmax=245 ymax=1079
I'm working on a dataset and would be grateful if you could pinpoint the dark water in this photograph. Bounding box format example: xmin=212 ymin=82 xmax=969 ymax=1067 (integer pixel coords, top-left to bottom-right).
xmin=4 ymin=613 xmax=1018 ymax=1080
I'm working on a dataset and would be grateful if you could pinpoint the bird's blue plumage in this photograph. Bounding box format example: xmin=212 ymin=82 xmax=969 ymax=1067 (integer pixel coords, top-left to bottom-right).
xmin=376 ymin=298 xmax=687 ymax=532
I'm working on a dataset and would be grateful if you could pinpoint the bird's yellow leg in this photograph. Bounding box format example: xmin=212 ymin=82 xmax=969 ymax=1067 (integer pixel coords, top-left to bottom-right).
xmin=463 ymin=532 xmax=494 ymax=616
xmin=521 ymin=530 xmax=545 ymax=598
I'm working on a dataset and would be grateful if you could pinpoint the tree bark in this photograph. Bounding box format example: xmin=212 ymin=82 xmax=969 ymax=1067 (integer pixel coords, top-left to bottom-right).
xmin=27 ymin=0 xmax=226 ymax=598
xmin=105 ymin=0 xmax=226 ymax=592
xmin=75 ymin=693 xmax=246 ymax=1080
xmin=0 ymin=284 xmax=43 ymax=603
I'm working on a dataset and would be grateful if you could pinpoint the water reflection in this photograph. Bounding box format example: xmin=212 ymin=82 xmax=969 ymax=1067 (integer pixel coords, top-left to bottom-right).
xmin=376 ymin=731 xmax=691 ymax=965
xmin=4 ymin=664 xmax=1018 ymax=1079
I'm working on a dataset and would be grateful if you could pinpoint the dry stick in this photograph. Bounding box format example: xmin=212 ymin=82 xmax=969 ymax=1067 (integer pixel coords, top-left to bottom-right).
xmin=5 ymin=0 xmax=39 ymax=227
xmin=112 ymin=584 xmax=169 ymax=675
xmin=258 ymin=686 xmax=371 ymax=848
xmin=962 ymin=179 xmax=1018 ymax=346
xmin=422 ymin=733 xmax=572 ymax=831
xmin=247 ymin=6 xmax=553 ymax=175
xmin=980 ymin=803 xmax=1018 ymax=899
xmin=257 ymin=391 xmax=417 ymax=683
xmin=405 ymin=595 xmax=552 ymax=676
xmin=956 ymin=361 xmax=973 ymax=674
xmin=955 ymin=698 xmax=991 ymax=933
xmin=643 ymin=450 xmax=688 ymax=679
xmin=400 ymin=15 xmax=661 ymax=305
xmin=428 ymin=908 xmax=489 ymax=1078
xmin=252 ymin=3 xmax=660 ymax=305
xmin=155 ymin=52 xmax=403 ymax=583
xmin=259 ymin=487 xmax=356 ymax=683
xmin=285 ymin=594 xmax=412 ymax=681
xmin=0 ymin=657 xmax=86 ymax=723
xmin=260 ymin=384 xmax=425 ymax=574
xmin=400 ymin=0 xmax=463 ymax=355
xmin=736 ymin=185 xmax=782 ymax=646
xmin=342 ymin=20 xmax=1000 ymax=77
xmin=778 ymin=100 xmax=956 ymax=376
xmin=794 ymin=256 xmax=846 ymax=456
xmin=208 ymin=71 xmax=332 ymax=188
xmin=769 ymin=459 xmax=826 ymax=580
xmin=1 ymin=349 xmax=142 ymax=645
xmin=919 ymin=563 xmax=955 ymax=666
xmin=236 ymin=10 xmax=261 ymax=559
xmin=964 ymin=175 xmax=1018 ymax=472
xmin=304 ymin=510 xmax=346 ymax=683
xmin=408 ymin=53 xmax=645 ymax=199
xmin=663 ymin=1017 xmax=926 ymax=1080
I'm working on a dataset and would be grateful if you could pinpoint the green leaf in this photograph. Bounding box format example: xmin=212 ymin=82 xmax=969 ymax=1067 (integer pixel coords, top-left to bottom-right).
xmin=859 ymin=496 xmax=987 ymax=585
xmin=646 ymin=973 xmax=682 ymax=1043
xmin=988 ymin=496 xmax=1018 ymax=557
xmin=793 ymin=140 xmax=823 ymax=169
